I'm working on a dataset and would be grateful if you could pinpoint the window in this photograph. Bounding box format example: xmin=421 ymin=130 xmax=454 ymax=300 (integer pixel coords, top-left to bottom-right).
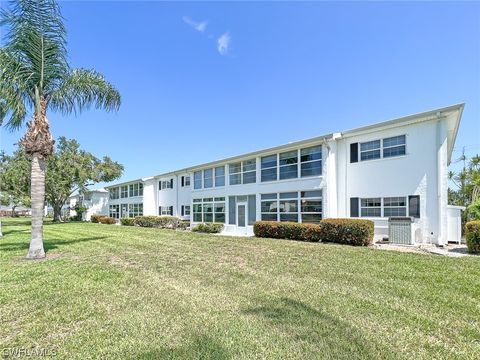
xmin=383 ymin=135 xmax=406 ymax=158
xmin=184 ymin=205 xmax=191 ymax=216
xmin=192 ymin=198 xmax=225 ymax=223
xmin=301 ymin=146 xmax=322 ymax=177
xmin=128 ymin=203 xmax=143 ymax=218
xmin=204 ymin=169 xmax=213 ymax=188
xmin=261 ymin=193 xmax=278 ymax=221
xmin=160 ymin=179 xmax=173 ymax=190
xmin=261 ymin=155 xmax=277 ymax=182
xmin=279 ymin=192 xmax=298 ymax=222
xmin=159 ymin=206 xmax=173 ymax=216
xmin=109 ymin=187 xmax=119 ymax=200
xmin=129 ymin=183 xmax=143 ymax=197
xmin=409 ymin=195 xmax=420 ymax=218
xmin=215 ymin=166 xmax=225 ymax=187
xmin=383 ymin=197 xmax=407 ymax=217
xmin=300 ymin=190 xmax=322 ymax=223
xmin=360 ymin=140 xmax=381 ymax=161
xmin=120 ymin=185 xmax=128 ymax=198
xmin=184 ymin=176 xmax=190 ymax=187
xmin=194 ymin=171 xmax=202 ymax=189
xmin=279 ymin=150 xmax=298 ymax=180
xmin=360 ymin=198 xmax=381 ymax=217
xmin=109 ymin=204 xmax=119 ymax=219
xmin=229 ymin=160 xmax=256 ymax=185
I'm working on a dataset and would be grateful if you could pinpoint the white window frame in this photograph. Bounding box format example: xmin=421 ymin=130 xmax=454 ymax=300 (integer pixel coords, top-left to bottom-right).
xmin=383 ymin=196 xmax=407 ymax=217
xmin=360 ymin=135 xmax=406 ymax=162
xmin=360 ymin=198 xmax=382 ymax=217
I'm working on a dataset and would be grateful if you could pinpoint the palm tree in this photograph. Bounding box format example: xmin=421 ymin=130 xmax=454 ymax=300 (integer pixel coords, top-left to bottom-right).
xmin=0 ymin=0 xmax=120 ymax=259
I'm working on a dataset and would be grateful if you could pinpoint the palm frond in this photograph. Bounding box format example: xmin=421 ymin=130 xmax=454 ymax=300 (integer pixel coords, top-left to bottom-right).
xmin=49 ymin=68 xmax=121 ymax=115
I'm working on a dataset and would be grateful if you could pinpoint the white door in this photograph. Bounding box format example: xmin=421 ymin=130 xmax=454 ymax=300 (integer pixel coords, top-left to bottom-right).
xmin=237 ymin=203 xmax=247 ymax=234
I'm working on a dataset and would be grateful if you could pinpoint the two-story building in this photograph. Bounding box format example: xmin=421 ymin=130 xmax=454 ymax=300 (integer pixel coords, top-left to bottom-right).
xmin=103 ymin=104 xmax=464 ymax=245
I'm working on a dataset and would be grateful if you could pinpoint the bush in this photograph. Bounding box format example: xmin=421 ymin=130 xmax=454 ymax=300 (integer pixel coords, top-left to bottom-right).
xmin=319 ymin=219 xmax=374 ymax=246
xmin=192 ymin=223 xmax=224 ymax=233
xmin=253 ymin=218 xmax=374 ymax=246
xmin=133 ymin=216 xmax=182 ymax=229
xmin=465 ymin=220 xmax=480 ymax=254
xmin=91 ymin=214 xmax=106 ymax=223
xmin=120 ymin=217 xmax=135 ymax=226
xmin=98 ymin=216 xmax=116 ymax=225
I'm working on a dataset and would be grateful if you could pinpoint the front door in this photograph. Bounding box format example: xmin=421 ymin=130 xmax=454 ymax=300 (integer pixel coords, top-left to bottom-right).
xmin=121 ymin=204 xmax=128 ymax=218
xmin=237 ymin=203 xmax=247 ymax=233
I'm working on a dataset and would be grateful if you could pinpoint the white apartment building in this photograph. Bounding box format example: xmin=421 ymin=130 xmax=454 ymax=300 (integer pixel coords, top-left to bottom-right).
xmin=104 ymin=104 xmax=464 ymax=245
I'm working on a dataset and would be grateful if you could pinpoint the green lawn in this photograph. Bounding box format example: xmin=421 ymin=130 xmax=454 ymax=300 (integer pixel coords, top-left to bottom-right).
xmin=0 ymin=218 xmax=479 ymax=359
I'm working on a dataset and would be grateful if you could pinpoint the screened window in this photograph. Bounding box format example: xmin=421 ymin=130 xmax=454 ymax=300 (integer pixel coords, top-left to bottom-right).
xmin=279 ymin=150 xmax=298 ymax=180
xmin=109 ymin=204 xmax=119 ymax=219
xmin=194 ymin=171 xmax=202 ymax=189
xmin=192 ymin=198 xmax=225 ymax=223
xmin=128 ymin=203 xmax=143 ymax=218
xmin=120 ymin=185 xmax=128 ymax=198
xmin=301 ymin=146 xmax=322 ymax=177
xmin=360 ymin=140 xmax=381 ymax=161
xmin=204 ymin=169 xmax=213 ymax=188
xmin=229 ymin=163 xmax=242 ymax=185
xmin=383 ymin=135 xmax=406 ymax=158
xmin=215 ymin=166 xmax=225 ymax=187
xmin=242 ymin=159 xmax=256 ymax=184
xmin=261 ymin=155 xmax=277 ymax=182
xmin=109 ymin=187 xmax=119 ymax=200
xmin=300 ymin=190 xmax=323 ymax=223
xmin=383 ymin=197 xmax=407 ymax=217
xmin=361 ymin=198 xmax=382 ymax=217
xmin=129 ymin=183 xmax=143 ymax=197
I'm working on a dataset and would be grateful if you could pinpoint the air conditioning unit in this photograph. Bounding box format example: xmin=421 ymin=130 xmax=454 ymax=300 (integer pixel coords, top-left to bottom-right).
xmin=388 ymin=217 xmax=415 ymax=245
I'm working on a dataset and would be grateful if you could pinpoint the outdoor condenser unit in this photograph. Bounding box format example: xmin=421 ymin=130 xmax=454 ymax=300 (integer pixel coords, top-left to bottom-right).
xmin=388 ymin=217 xmax=414 ymax=245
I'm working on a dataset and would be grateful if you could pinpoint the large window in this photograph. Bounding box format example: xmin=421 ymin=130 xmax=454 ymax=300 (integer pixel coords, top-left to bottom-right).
xmin=129 ymin=183 xmax=143 ymax=197
xmin=215 ymin=166 xmax=225 ymax=187
xmin=192 ymin=197 xmax=225 ymax=223
xmin=261 ymin=191 xmax=322 ymax=223
xmin=383 ymin=197 xmax=407 ymax=217
xmin=109 ymin=187 xmax=119 ymax=200
xmin=261 ymin=155 xmax=277 ymax=182
xmin=229 ymin=159 xmax=256 ymax=185
xmin=120 ymin=185 xmax=128 ymax=198
xmin=359 ymin=135 xmax=406 ymax=162
xmin=279 ymin=150 xmax=298 ymax=180
xmin=360 ymin=198 xmax=381 ymax=217
xmin=204 ymin=169 xmax=213 ymax=188
xmin=383 ymin=135 xmax=406 ymax=158
xmin=194 ymin=171 xmax=202 ymax=189
xmin=109 ymin=204 xmax=119 ymax=219
xmin=301 ymin=146 xmax=322 ymax=177
xmin=128 ymin=203 xmax=143 ymax=218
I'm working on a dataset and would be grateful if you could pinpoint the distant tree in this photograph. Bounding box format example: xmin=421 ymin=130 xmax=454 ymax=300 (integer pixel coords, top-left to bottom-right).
xmin=0 ymin=0 xmax=121 ymax=259
xmin=449 ymin=154 xmax=480 ymax=221
xmin=0 ymin=150 xmax=31 ymax=216
xmin=2 ymin=137 xmax=123 ymax=222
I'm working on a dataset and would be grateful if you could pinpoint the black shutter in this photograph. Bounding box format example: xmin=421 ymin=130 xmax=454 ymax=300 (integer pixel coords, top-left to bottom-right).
xmin=350 ymin=143 xmax=358 ymax=163
xmin=170 ymin=179 xmax=174 ymax=188
xmin=169 ymin=206 xmax=173 ymax=216
xmin=409 ymin=195 xmax=420 ymax=218
xmin=159 ymin=181 xmax=162 ymax=190
xmin=350 ymin=197 xmax=359 ymax=217
xmin=181 ymin=205 xmax=184 ymax=216
xmin=181 ymin=176 xmax=184 ymax=187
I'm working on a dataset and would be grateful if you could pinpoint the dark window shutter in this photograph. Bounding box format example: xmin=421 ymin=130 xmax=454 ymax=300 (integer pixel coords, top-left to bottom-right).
xmin=158 ymin=206 xmax=161 ymax=215
xmin=350 ymin=197 xmax=359 ymax=217
xmin=181 ymin=176 xmax=184 ymax=187
xmin=350 ymin=143 xmax=358 ymax=163
xmin=409 ymin=195 xmax=420 ymax=218
xmin=181 ymin=205 xmax=184 ymax=216
xmin=169 ymin=206 xmax=173 ymax=216
xmin=170 ymin=179 xmax=174 ymax=188
xmin=158 ymin=181 xmax=162 ymax=190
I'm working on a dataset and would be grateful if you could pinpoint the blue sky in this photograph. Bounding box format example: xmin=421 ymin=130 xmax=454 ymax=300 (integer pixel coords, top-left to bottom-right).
xmin=1 ymin=1 xmax=479 ymax=187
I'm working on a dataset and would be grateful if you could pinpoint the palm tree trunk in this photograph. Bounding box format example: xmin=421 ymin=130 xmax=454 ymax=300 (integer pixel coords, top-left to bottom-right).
xmin=27 ymin=153 xmax=46 ymax=259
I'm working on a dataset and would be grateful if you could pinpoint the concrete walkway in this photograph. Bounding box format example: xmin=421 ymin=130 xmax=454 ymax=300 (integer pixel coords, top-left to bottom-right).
xmin=374 ymin=243 xmax=476 ymax=257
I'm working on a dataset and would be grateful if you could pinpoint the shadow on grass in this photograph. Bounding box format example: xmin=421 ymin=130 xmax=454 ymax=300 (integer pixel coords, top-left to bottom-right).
xmin=0 ymin=236 xmax=108 ymax=252
xmin=243 ymin=297 xmax=389 ymax=358
xmin=136 ymin=334 xmax=230 ymax=359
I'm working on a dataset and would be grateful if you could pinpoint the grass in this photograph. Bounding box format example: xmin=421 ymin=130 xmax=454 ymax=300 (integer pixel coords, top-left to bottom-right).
xmin=0 ymin=217 xmax=479 ymax=359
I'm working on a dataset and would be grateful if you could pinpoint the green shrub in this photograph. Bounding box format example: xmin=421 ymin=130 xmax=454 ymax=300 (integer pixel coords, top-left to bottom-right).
xmin=192 ymin=223 xmax=224 ymax=233
xmin=133 ymin=216 xmax=182 ymax=229
xmin=98 ymin=216 xmax=116 ymax=225
xmin=253 ymin=218 xmax=374 ymax=246
xmin=178 ymin=220 xmax=190 ymax=230
xmin=465 ymin=220 xmax=480 ymax=254
xmin=320 ymin=219 xmax=374 ymax=246
xmin=120 ymin=217 xmax=135 ymax=226
xmin=91 ymin=214 xmax=106 ymax=223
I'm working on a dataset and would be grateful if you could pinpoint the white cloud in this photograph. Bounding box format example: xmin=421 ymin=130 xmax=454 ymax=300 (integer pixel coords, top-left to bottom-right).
xmin=217 ymin=32 xmax=231 ymax=56
xmin=182 ymin=16 xmax=207 ymax=32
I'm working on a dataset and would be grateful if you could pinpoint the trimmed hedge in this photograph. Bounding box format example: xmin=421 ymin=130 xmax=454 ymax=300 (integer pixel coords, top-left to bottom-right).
xmin=465 ymin=220 xmax=480 ymax=254
xmin=133 ymin=216 xmax=182 ymax=229
xmin=120 ymin=218 xmax=135 ymax=226
xmin=91 ymin=214 xmax=105 ymax=223
xmin=98 ymin=216 xmax=116 ymax=225
xmin=253 ymin=218 xmax=374 ymax=246
xmin=192 ymin=223 xmax=224 ymax=233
